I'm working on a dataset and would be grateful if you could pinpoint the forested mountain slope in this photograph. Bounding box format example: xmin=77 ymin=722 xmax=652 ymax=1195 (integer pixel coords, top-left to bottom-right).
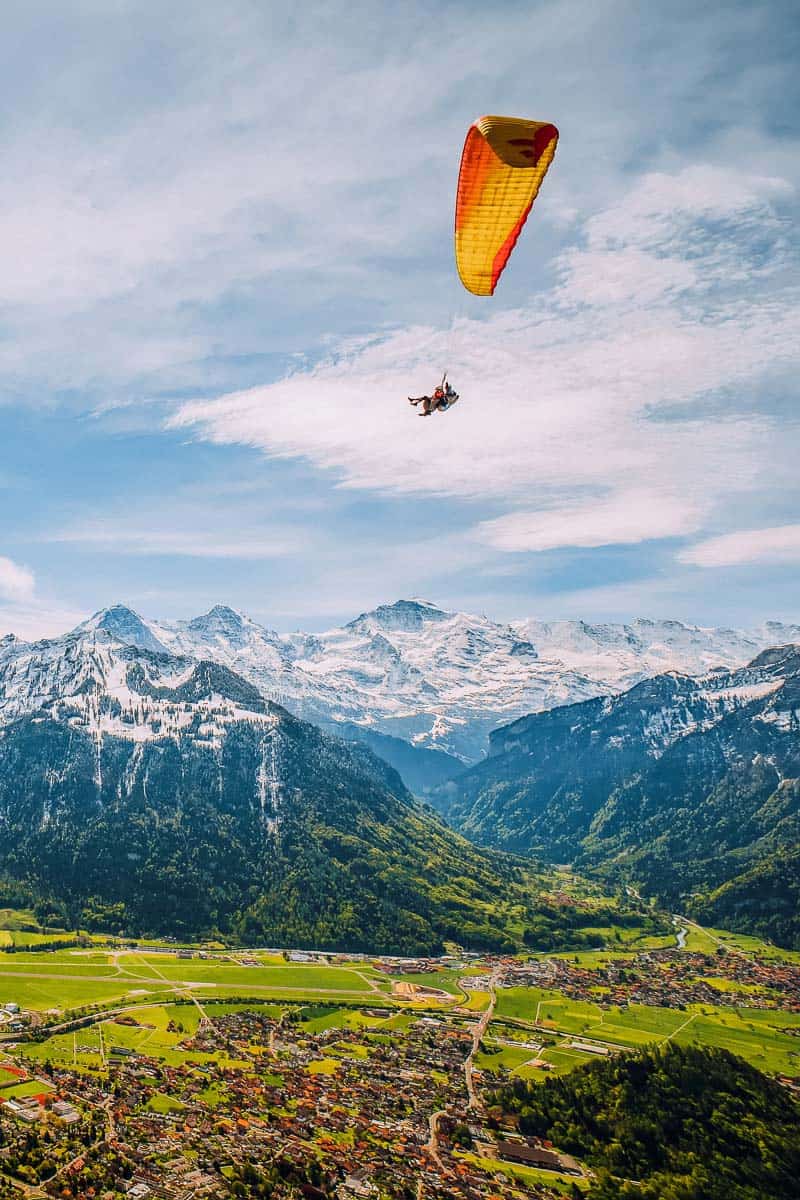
xmin=0 ymin=640 xmax=542 ymax=953
xmin=433 ymin=646 xmax=800 ymax=945
xmin=490 ymin=1043 xmax=800 ymax=1200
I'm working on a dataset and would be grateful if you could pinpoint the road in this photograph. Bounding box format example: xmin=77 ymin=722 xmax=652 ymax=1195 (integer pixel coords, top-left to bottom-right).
xmin=464 ymin=964 xmax=501 ymax=1111
xmin=424 ymin=1109 xmax=447 ymax=1168
xmin=418 ymin=966 xmax=503 ymax=1199
xmin=417 ymin=1107 xmax=449 ymax=1200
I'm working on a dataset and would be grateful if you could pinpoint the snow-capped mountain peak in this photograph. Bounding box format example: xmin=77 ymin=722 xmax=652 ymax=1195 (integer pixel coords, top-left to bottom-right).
xmin=188 ymin=604 xmax=248 ymax=632
xmin=346 ymin=598 xmax=449 ymax=633
xmin=1 ymin=600 xmax=797 ymax=761
xmin=80 ymin=604 xmax=169 ymax=654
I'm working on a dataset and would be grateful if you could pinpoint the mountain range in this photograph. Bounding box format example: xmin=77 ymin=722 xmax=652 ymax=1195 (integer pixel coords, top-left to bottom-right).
xmin=3 ymin=599 xmax=798 ymax=766
xmin=431 ymin=645 xmax=800 ymax=946
xmin=1 ymin=599 xmax=797 ymax=947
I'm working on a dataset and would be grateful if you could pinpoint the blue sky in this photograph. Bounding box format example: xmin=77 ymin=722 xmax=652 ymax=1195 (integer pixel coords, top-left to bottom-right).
xmin=1 ymin=0 xmax=798 ymax=637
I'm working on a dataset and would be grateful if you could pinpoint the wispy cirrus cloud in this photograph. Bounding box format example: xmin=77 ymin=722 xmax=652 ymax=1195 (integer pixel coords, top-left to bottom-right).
xmin=475 ymin=491 xmax=702 ymax=553
xmin=680 ymin=524 xmax=800 ymax=567
xmin=51 ymin=524 xmax=295 ymax=560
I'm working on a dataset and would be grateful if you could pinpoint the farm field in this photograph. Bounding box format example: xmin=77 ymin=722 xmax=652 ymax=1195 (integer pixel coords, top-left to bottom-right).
xmin=567 ymin=925 xmax=676 ymax=952
xmin=489 ymin=986 xmax=800 ymax=1077
xmin=0 ymin=973 xmax=164 ymax=1012
xmin=475 ymin=1041 xmax=540 ymax=1074
xmin=3 ymin=923 xmax=799 ymax=1086
xmin=462 ymin=990 xmax=492 ymax=1012
xmin=298 ymin=1005 xmax=411 ymax=1034
xmin=114 ymin=954 xmax=383 ymax=990
xmin=18 ymin=1002 xmax=256 ymax=1073
xmin=701 ymin=927 xmax=800 ymax=964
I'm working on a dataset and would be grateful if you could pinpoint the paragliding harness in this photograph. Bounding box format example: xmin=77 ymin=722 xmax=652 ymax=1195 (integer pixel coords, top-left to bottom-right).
xmin=439 ymin=380 xmax=459 ymax=410
xmin=436 ymin=374 xmax=459 ymax=411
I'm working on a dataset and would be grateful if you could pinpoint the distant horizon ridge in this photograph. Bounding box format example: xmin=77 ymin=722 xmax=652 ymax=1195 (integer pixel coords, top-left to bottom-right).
xmin=6 ymin=595 xmax=799 ymax=644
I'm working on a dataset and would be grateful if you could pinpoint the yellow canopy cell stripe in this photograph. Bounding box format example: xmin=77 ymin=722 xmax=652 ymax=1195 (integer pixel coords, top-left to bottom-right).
xmin=455 ymin=115 xmax=558 ymax=296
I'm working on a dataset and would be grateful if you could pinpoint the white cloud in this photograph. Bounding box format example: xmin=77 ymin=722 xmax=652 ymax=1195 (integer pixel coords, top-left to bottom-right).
xmin=3 ymin=2 xmax=797 ymax=404
xmin=170 ymin=164 xmax=799 ymax=555
xmin=680 ymin=524 xmax=800 ymax=568
xmin=0 ymin=3 xmax=596 ymax=397
xmin=475 ymin=491 xmax=701 ymax=552
xmin=580 ymin=164 xmax=792 ymax=249
xmin=0 ymin=602 xmax=87 ymax=642
xmin=51 ymin=525 xmax=294 ymax=560
xmin=0 ymin=556 xmax=35 ymax=603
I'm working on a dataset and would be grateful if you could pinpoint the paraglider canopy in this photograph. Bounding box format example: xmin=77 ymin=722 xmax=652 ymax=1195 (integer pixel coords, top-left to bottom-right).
xmin=455 ymin=115 xmax=558 ymax=296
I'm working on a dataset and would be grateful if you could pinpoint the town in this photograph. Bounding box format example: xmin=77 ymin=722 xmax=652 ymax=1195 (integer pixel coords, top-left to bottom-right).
xmin=1 ymin=929 xmax=799 ymax=1200
xmin=1 ymin=1000 xmax=583 ymax=1200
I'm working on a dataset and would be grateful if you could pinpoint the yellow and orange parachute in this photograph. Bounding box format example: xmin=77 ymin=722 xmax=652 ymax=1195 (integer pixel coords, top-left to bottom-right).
xmin=455 ymin=115 xmax=558 ymax=296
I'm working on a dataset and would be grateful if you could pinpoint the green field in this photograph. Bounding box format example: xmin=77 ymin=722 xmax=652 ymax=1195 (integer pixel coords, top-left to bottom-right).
xmin=18 ymin=1003 xmax=256 ymax=1073
xmin=307 ymin=1057 xmax=339 ymax=1075
xmin=147 ymin=1092 xmax=185 ymax=1113
xmin=475 ymin=1041 xmax=539 ymax=1073
xmin=568 ymin=925 xmax=676 ymax=952
xmin=0 ymin=973 xmax=162 ymax=1012
xmin=299 ymin=1006 xmax=401 ymax=1034
xmin=0 ymin=949 xmax=390 ymax=1014
xmin=457 ymin=1152 xmax=589 ymax=1194
xmin=119 ymin=953 xmax=381 ymax=989
xmin=462 ymin=990 xmax=492 ymax=1012
xmin=701 ymin=927 xmax=800 ymax=963
xmin=490 ymin=986 xmax=800 ymax=1077
xmin=1 ymin=1078 xmax=53 ymax=1099
xmin=3 ymin=924 xmax=798 ymax=1085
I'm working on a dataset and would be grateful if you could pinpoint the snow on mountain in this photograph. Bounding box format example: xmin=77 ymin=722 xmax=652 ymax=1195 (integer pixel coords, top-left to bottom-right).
xmin=78 ymin=603 xmax=170 ymax=655
xmin=509 ymin=617 xmax=784 ymax=687
xmin=0 ymin=627 xmax=277 ymax=752
xmin=429 ymin=644 xmax=800 ymax=880
xmin=1 ymin=599 xmax=798 ymax=761
xmin=497 ymin=647 xmax=797 ymax=764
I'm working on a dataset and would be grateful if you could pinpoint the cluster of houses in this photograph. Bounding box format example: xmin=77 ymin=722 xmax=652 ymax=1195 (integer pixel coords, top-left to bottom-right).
xmin=6 ymin=933 xmax=793 ymax=1198
xmin=0 ymin=1002 xmax=28 ymax=1034
xmin=1 ymin=1002 xmax=582 ymax=1199
xmin=500 ymin=947 xmax=800 ymax=1012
